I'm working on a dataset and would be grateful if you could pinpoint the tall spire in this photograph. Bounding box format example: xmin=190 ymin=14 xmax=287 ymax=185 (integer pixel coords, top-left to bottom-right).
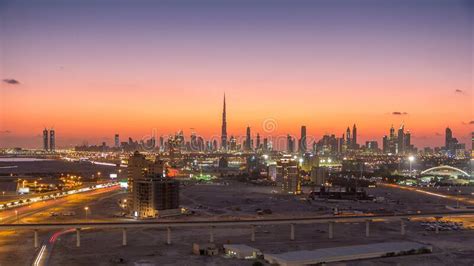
xmin=221 ymin=94 xmax=227 ymax=151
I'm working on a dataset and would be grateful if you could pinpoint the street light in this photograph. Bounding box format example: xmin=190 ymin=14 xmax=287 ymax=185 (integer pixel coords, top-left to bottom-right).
xmin=408 ymin=155 xmax=415 ymax=177
xmin=15 ymin=210 xmax=18 ymax=224
xmin=84 ymin=206 xmax=89 ymax=221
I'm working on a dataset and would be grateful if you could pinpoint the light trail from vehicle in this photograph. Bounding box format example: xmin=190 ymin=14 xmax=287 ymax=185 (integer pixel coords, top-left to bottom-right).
xmin=0 ymin=185 xmax=120 ymax=224
xmin=382 ymin=183 xmax=474 ymax=205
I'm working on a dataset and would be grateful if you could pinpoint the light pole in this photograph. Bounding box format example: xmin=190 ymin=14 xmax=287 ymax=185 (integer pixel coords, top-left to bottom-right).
xmin=84 ymin=206 xmax=89 ymax=221
xmin=408 ymin=156 xmax=415 ymax=177
xmin=15 ymin=210 xmax=18 ymax=224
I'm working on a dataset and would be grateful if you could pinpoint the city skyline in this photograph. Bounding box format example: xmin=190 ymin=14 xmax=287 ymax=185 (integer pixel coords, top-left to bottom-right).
xmin=0 ymin=0 xmax=472 ymax=148
xmin=0 ymin=93 xmax=473 ymax=150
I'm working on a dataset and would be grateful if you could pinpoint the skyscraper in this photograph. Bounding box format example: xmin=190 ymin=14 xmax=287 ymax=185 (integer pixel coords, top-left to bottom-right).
xmin=299 ymin=126 xmax=307 ymax=154
xmin=245 ymin=126 xmax=252 ymax=151
xmin=397 ymin=124 xmax=405 ymax=154
xmin=49 ymin=129 xmax=55 ymax=151
xmin=445 ymin=127 xmax=453 ymax=149
xmin=346 ymin=127 xmax=351 ymax=148
xmin=287 ymin=134 xmax=295 ymax=153
xmin=221 ymin=94 xmax=227 ymax=151
xmin=42 ymin=128 xmax=49 ymax=151
xmin=352 ymin=124 xmax=357 ymax=149
xmin=256 ymin=133 xmax=261 ymax=150
xmin=114 ymin=134 xmax=120 ymax=148
xmin=263 ymin=138 xmax=268 ymax=152
xmin=444 ymin=127 xmax=463 ymax=156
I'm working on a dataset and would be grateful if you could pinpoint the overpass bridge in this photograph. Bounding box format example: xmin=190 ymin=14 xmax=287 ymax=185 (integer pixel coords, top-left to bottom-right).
xmin=1 ymin=210 xmax=474 ymax=248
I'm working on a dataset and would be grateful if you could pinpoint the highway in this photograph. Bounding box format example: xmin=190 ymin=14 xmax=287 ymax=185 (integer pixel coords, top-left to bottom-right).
xmin=2 ymin=210 xmax=474 ymax=230
xmin=381 ymin=183 xmax=474 ymax=205
xmin=0 ymin=185 xmax=120 ymax=224
xmin=0 ymin=185 xmax=121 ymax=266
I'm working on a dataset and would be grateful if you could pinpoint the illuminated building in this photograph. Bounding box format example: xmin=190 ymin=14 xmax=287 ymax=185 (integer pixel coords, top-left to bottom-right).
xmin=127 ymin=152 xmax=179 ymax=218
xmin=311 ymin=166 xmax=328 ymax=186
xmin=42 ymin=128 xmax=49 ymax=151
xmin=346 ymin=127 xmax=351 ymax=149
xmin=383 ymin=124 xmax=414 ymax=154
xmin=49 ymin=129 xmax=55 ymax=151
xmin=256 ymin=133 xmax=261 ymax=151
xmin=365 ymin=141 xmax=378 ymax=151
xmin=276 ymin=156 xmax=301 ymax=194
xmin=352 ymin=124 xmax=358 ymax=149
xmin=229 ymin=136 xmax=237 ymax=151
xmin=221 ymin=94 xmax=228 ymax=151
xmin=314 ymin=134 xmax=339 ymax=155
xmin=299 ymin=125 xmax=307 ymax=154
xmin=245 ymin=126 xmax=252 ymax=151
xmin=287 ymin=135 xmax=295 ymax=153
xmin=114 ymin=134 xmax=120 ymax=148
xmin=445 ymin=127 xmax=465 ymax=157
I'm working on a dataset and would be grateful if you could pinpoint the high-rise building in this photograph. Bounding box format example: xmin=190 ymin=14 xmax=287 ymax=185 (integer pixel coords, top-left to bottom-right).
xmin=352 ymin=124 xmax=358 ymax=149
xmin=221 ymin=94 xmax=227 ymax=151
xmin=397 ymin=124 xmax=405 ymax=154
xmin=276 ymin=156 xmax=301 ymax=194
xmin=159 ymin=136 xmax=165 ymax=152
xmin=245 ymin=126 xmax=252 ymax=151
xmin=314 ymin=134 xmax=339 ymax=155
xmin=311 ymin=166 xmax=328 ymax=186
xmin=445 ymin=127 xmax=464 ymax=156
xmin=229 ymin=136 xmax=237 ymax=151
xmin=383 ymin=124 xmax=414 ymax=154
xmin=366 ymin=140 xmax=378 ymax=151
xmin=299 ymin=126 xmax=307 ymax=154
xmin=256 ymin=133 xmax=261 ymax=151
xmin=42 ymin=128 xmax=49 ymax=151
xmin=49 ymin=129 xmax=55 ymax=151
xmin=287 ymin=135 xmax=295 ymax=153
xmin=127 ymin=152 xmax=179 ymax=219
xmin=445 ymin=127 xmax=453 ymax=148
xmin=382 ymin=136 xmax=389 ymax=153
xmin=346 ymin=127 xmax=351 ymax=148
xmin=114 ymin=134 xmax=120 ymax=148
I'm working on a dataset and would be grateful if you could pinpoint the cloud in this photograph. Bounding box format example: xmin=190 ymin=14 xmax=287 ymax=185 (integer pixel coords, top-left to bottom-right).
xmin=470 ymin=121 xmax=474 ymax=125
xmin=2 ymin=79 xmax=20 ymax=85
xmin=435 ymin=132 xmax=442 ymax=136
xmin=392 ymin=112 xmax=408 ymax=115
xmin=0 ymin=130 xmax=12 ymax=134
xmin=455 ymin=89 xmax=464 ymax=94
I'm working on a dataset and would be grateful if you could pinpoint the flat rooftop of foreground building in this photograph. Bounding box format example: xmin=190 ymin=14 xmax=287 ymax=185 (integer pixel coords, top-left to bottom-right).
xmin=264 ymin=241 xmax=432 ymax=266
xmin=223 ymin=244 xmax=260 ymax=253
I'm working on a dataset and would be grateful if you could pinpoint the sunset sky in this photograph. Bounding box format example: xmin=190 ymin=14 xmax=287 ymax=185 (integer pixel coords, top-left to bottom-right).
xmin=0 ymin=0 xmax=472 ymax=149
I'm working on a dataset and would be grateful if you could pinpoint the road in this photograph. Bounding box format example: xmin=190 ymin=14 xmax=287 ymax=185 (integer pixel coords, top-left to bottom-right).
xmin=0 ymin=185 xmax=120 ymax=224
xmin=381 ymin=183 xmax=474 ymax=205
xmin=0 ymin=185 xmax=121 ymax=266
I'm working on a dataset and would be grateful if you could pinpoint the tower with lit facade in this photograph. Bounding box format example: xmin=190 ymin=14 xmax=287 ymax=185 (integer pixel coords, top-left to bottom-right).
xmin=49 ymin=129 xmax=55 ymax=151
xmin=42 ymin=128 xmax=49 ymax=151
xmin=221 ymin=94 xmax=228 ymax=151
xmin=299 ymin=126 xmax=307 ymax=154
